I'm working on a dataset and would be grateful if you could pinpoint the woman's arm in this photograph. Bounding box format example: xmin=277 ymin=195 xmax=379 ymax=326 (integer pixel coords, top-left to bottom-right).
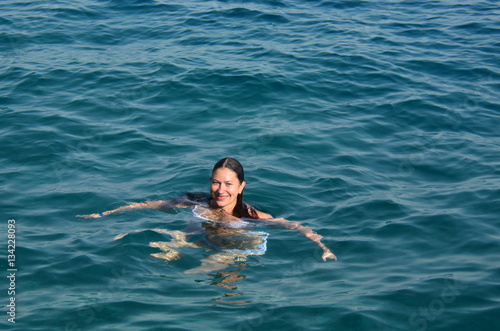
xmin=77 ymin=194 xmax=197 ymax=219
xmin=256 ymin=211 xmax=336 ymax=261
xmin=76 ymin=200 xmax=172 ymax=219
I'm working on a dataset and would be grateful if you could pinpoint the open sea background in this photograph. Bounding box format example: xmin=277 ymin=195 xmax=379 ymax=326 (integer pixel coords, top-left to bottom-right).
xmin=1 ymin=0 xmax=499 ymax=330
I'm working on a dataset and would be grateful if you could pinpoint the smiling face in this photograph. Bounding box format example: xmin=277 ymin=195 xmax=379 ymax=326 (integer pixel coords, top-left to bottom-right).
xmin=210 ymin=167 xmax=246 ymax=214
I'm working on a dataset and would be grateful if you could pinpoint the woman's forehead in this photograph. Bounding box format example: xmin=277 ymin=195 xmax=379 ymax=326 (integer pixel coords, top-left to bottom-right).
xmin=212 ymin=168 xmax=239 ymax=181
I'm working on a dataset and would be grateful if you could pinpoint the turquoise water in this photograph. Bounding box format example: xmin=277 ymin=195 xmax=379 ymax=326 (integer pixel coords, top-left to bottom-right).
xmin=1 ymin=0 xmax=500 ymax=330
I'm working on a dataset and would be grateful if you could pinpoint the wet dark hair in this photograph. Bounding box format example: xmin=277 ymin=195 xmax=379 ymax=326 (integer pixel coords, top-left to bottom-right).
xmin=212 ymin=157 xmax=245 ymax=183
xmin=211 ymin=157 xmax=258 ymax=218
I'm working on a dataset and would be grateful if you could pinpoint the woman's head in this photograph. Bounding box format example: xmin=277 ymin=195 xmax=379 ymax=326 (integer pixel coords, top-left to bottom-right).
xmin=212 ymin=157 xmax=245 ymax=182
xmin=210 ymin=157 xmax=246 ymax=216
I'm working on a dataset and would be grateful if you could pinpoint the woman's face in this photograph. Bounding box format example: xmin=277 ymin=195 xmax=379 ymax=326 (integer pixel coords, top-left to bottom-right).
xmin=210 ymin=167 xmax=246 ymax=214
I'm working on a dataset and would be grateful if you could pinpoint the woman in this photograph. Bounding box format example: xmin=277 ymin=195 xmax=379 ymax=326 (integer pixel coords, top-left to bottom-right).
xmin=78 ymin=157 xmax=336 ymax=273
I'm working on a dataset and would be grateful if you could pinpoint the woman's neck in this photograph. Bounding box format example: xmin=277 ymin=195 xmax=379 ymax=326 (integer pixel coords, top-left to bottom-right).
xmin=209 ymin=200 xmax=237 ymax=216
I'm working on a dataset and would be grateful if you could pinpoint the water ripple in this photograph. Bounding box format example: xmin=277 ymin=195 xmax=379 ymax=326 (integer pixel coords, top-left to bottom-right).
xmin=2 ymin=0 xmax=499 ymax=330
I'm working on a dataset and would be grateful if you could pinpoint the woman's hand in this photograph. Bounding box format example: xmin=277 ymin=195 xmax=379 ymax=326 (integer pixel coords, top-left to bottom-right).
xmin=322 ymin=250 xmax=337 ymax=261
xmin=268 ymin=217 xmax=337 ymax=261
xmin=76 ymin=213 xmax=103 ymax=219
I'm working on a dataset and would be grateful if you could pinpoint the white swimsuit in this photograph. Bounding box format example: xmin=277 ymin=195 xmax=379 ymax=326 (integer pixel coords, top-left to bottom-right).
xmin=192 ymin=205 xmax=268 ymax=255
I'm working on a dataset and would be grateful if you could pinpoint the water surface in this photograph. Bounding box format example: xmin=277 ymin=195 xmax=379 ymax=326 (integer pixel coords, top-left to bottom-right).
xmin=1 ymin=0 xmax=499 ymax=330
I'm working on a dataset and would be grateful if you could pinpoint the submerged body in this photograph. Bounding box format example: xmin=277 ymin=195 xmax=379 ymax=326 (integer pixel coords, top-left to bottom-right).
xmin=113 ymin=200 xmax=270 ymax=274
xmin=163 ymin=195 xmax=270 ymax=273
xmin=79 ymin=158 xmax=336 ymax=274
xmin=141 ymin=203 xmax=271 ymax=274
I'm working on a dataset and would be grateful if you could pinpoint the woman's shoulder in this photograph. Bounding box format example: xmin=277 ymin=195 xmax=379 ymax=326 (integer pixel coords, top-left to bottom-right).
xmin=185 ymin=192 xmax=210 ymax=203
xmin=254 ymin=209 xmax=272 ymax=219
xmin=169 ymin=192 xmax=210 ymax=207
xmin=244 ymin=203 xmax=272 ymax=219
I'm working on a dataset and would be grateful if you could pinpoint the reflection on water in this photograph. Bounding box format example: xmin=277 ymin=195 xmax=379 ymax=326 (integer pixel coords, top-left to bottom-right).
xmin=212 ymin=262 xmax=247 ymax=290
xmin=212 ymin=263 xmax=253 ymax=306
xmin=115 ymin=227 xmax=255 ymax=300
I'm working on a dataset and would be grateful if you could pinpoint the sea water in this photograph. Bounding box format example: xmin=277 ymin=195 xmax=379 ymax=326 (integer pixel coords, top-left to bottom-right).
xmin=1 ymin=0 xmax=499 ymax=330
